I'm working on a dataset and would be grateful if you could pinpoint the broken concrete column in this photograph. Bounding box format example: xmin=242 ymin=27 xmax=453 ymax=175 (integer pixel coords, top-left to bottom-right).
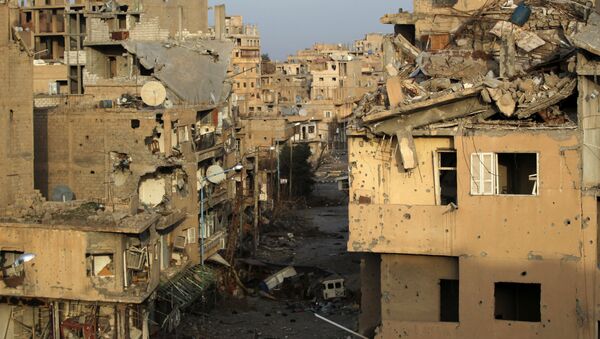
xmin=499 ymin=29 xmax=516 ymax=78
xmin=386 ymin=76 xmax=404 ymax=108
xmin=214 ymin=5 xmax=226 ymax=40
xmin=395 ymin=129 xmax=417 ymax=170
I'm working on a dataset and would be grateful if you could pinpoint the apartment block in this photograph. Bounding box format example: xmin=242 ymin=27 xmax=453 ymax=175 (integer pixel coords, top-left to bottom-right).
xmin=349 ymin=0 xmax=600 ymax=338
xmin=0 ymin=0 xmax=241 ymax=337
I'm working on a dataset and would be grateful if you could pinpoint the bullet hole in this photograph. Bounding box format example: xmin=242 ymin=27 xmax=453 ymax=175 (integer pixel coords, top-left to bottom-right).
xmin=564 ymin=219 xmax=571 ymax=226
xmin=521 ymin=271 xmax=527 ymax=276
xmin=477 ymin=235 xmax=481 ymax=239
xmin=90 ymin=171 xmax=95 ymax=174
xmin=79 ymin=143 xmax=83 ymax=147
xmin=479 ymin=300 xmax=483 ymax=305
xmin=131 ymin=119 xmax=140 ymax=129
xmin=85 ymin=135 xmax=90 ymax=140
xmin=403 ymin=213 xmax=411 ymax=220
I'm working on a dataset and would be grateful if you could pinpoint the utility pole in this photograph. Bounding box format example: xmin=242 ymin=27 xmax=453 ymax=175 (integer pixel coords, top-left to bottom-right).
xmin=253 ymin=150 xmax=260 ymax=251
xmin=276 ymin=143 xmax=280 ymax=200
xmin=289 ymin=138 xmax=293 ymax=198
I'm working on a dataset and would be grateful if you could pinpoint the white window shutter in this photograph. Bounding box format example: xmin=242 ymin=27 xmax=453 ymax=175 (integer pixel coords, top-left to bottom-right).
xmin=471 ymin=153 xmax=496 ymax=195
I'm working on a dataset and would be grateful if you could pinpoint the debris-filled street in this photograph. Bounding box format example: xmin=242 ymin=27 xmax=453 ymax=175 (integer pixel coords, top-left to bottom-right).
xmin=175 ymin=182 xmax=360 ymax=339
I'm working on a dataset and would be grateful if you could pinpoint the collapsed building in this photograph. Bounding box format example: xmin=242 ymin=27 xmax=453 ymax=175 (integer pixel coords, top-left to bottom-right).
xmin=349 ymin=0 xmax=600 ymax=338
xmin=0 ymin=0 xmax=246 ymax=337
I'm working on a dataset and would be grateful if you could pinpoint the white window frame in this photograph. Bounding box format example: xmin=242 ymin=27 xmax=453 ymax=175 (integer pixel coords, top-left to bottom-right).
xmin=186 ymin=228 xmax=196 ymax=244
xmin=470 ymin=152 xmax=496 ymax=195
xmin=470 ymin=152 xmax=539 ymax=196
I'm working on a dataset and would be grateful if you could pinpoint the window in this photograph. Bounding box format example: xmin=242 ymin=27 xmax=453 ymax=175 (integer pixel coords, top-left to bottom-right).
xmin=186 ymin=228 xmax=196 ymax=244
xmin=308 ymin=125 xmax=316 ymax=134
xmin=497 ymin=153 xmax=538 ymax=195
xmin=470 ymin=153 xmax=495 ymax=195
xmin=86 ymin=253 xmax=115 ymax=277
xmin=494 ymin=282 xmax=541 ymax=322
xmin=437 ymin=150 xmax=457 ymax=205
xmin=324 ymin=111 xmax=332 ymax=118
xmin=440 ymin=279 xmax=459 ymax=322
xmin=470 ymin=153 xmax=538 ymax=196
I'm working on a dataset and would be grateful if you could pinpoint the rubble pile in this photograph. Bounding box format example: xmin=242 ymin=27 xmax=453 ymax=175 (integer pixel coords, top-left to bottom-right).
xmin=359 ymin=0 xmax=591 ymax=127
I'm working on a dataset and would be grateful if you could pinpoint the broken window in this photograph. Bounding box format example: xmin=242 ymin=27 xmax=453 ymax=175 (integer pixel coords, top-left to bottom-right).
xmin=308 ymin=125 xmax=316 ymax=134
xmin=494 ymin=282 xmax=541 ymax=322
xmin=440 ymin=279 xmax=459 ymax=322
xmin=86 ymin=253 xmax=115 ymax=277
xmin=437 ymin=150 xmax=457 ymax=205
xmin=0 ymin=250 xmax=26 ymax=287
xmin=497 ymin=153 xmax=538 ymax=195
xmin=471 ymin=153 xmax=538 ymax=196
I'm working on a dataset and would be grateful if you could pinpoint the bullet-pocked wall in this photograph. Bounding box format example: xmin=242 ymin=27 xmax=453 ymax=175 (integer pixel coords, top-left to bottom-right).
xmin=0 ymin=3 xmax=34 ymax=208
xmin=347 ymin=129 xmax=597 ymax=338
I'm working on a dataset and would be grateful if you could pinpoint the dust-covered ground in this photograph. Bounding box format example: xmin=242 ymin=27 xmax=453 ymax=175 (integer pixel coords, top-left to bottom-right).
xmin=171 ymin=182 xmax=359 ymax=339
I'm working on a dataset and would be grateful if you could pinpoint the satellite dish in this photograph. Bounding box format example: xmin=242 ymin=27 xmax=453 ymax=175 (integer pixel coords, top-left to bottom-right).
xmin=141 ymin=81 xmax=166 ymax=107
xmin=51 ymin=185 xmax=74 ymax=202
xmin=206 ymin=165 xmax=226 ymax=184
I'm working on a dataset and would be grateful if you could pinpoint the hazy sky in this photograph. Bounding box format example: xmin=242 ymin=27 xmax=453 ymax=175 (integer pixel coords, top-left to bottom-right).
xmin=210 ymin=1 xmax=412 ymax=61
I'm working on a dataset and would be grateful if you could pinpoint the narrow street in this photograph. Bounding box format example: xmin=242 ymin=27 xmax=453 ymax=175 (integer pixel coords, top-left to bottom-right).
xmin=176 ymin=183 xmax=359 ymax=339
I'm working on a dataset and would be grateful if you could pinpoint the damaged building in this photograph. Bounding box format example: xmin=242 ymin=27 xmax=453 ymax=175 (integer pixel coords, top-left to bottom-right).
xmin=0 ymin=0 xmax=242 ymax=337
xmin=349 ymin=0 xmax=600 ymax=338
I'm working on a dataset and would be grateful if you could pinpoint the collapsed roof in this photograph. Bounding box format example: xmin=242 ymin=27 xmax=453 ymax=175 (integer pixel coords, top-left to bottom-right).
xmin=353 ymin=0 xmax=592 ymax=137
xmin=123 ymin=39 xmax=234 ymax=106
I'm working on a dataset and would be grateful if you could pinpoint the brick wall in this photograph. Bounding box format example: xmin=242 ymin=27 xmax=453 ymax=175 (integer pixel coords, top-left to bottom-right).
xmin=35 ymin=109 xmax=167 ymax=201
xmin=0 ymin=42 xmax=34 ymax=207
xmin=88 ymin=17 xmax=110 ymax=42
xmin=129 ymin=15 xmax=169 ymax=41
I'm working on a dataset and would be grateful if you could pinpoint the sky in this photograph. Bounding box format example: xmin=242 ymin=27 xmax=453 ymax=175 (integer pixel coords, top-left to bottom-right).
xmin=210 ymin=0 xmax=412 ymax=61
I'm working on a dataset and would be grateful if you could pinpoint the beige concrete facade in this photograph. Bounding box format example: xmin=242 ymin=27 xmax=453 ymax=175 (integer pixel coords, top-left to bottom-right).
xmin=0 ymin=1 xmax=241 ymax=337
xmin=0 ymin=3 xmax=34 ymax=209
xmin=348 ymin=1 xmax=600 ymax=337
xmin=349 ymin=125 xmax=596 ymax=339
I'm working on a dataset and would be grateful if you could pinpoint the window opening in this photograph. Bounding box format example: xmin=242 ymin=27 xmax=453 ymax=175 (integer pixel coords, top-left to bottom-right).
xmin=494 ymin=282 xmax=541 ymax=322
